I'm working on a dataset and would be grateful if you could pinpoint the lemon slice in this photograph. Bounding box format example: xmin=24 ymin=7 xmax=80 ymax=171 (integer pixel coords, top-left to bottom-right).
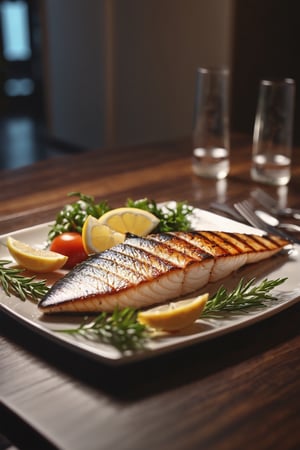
xmin=137 ymin=293 xmax=209 ymax=332
xmin=97 ymin=207 xmax=160 ymax=236
xmin=7 ymin=236 xmax=68 ymax=273
xmin=82 ymin=215 xmax=126 ymax=254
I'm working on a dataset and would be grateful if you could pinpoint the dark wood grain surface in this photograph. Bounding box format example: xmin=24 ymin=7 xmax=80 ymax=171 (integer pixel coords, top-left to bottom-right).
xmin=1 ymin=135 xmax=300 ymax=450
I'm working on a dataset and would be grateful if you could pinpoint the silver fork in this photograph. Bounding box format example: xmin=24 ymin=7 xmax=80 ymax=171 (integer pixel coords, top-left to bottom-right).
xmin=234 ymin=199 xmax=300 ymax=244
xmin=251 ymin=188 xmax=300 ymax=219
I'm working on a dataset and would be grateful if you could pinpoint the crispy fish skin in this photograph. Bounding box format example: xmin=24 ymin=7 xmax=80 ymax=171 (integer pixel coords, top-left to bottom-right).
xmin=38 ymin=231 xmax=289 ymax=313
xmin=170 ymin=231 xmax=287 ymax=281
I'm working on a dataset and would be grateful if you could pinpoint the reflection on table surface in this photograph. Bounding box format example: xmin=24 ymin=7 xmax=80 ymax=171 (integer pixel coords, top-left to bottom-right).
xmin=1 ymin=134 xmax=300 ymax=450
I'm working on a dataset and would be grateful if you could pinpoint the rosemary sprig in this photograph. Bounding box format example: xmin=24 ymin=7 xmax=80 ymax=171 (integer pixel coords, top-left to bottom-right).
xmin=0 ymin=259 xmax=49 ymax=303
xmin=56 ymin=307 xmax=150 ymax=352
xmin=202 ymin=277 xmax=287 ymax=318
xmin=126 ymin=198 xmax=193 ymax=232
xmin=55 ymin=277 xmax=287 ymax=350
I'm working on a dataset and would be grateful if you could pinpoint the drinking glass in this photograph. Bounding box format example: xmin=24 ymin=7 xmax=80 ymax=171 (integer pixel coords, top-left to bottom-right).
xmin=192 ymin=67 xmax=230 ymax=179
xmin=251 ymin=78 xmax=295 ymax=186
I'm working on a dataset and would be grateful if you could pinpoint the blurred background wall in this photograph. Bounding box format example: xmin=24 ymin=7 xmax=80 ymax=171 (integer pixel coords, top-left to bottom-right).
xmin=41 ymin=0 xmax=233 ymax=148
xmin=0 ymin=0 xmax=299 ymax=168
xmin=231 ymin=0 xmax=300 ymax=144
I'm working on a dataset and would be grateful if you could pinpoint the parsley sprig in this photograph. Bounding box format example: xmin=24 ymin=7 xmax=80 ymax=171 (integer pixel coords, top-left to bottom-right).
xmin=48 ymin=193 xmax=193 ymax=243
xmin=126 ymin=198 xmax=193 ymax=232
xmin=0 ymin=260 xmax=49 ymax=303
xmin=48 ymin=192 xmax=110 ymax=241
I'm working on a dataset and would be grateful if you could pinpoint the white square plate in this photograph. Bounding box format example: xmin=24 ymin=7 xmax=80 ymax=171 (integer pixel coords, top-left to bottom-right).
xmin=1 ymin=207 xmax=299 ymax=366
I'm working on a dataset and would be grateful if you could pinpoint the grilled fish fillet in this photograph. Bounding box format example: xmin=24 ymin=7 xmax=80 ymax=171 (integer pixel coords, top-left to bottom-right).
xmin=38 ymin=231 xmax=289 ymax=313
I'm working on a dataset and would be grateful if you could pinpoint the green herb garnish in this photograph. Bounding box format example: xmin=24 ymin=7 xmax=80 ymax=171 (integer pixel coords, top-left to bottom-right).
xmin=126 ymin=198 xmax=193 ymax=232
xmin=48 ymin=193 xmax=194 ymax=242
xmin=56 ymin=307 xmax=149 ymax=352
xmin=0 ymin=259 xmax=49 ymax=303
xmin=54 ymin=277 xmax=287 ymax=350
xmin=202 ymin=277 xmax=287 ymax=318
xmin=48 ymin=192 xmax=110 ymax=241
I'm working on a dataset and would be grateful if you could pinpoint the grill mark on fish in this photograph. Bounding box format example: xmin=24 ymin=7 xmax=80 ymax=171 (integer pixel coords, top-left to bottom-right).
xmin=171 ymin=231 xmax=230 ymax=257
xmin=173 ymin=231 xmax=253 ymax=256
xmin=110 ymin=243 xmax=177 ymax=272
xmin=124 ymin=235 xmax=204 ymax=268
xmin=98 ymin=248 xmax=169 ymax=278
xmin=50 ymin=258 xmax=134 ymax=299
xmin=40 ymin=242 xmax=186 ymax=312
xmin=149 ymin=232 xmax=213 ymax=261
xmin=168 ymin=231 xmax=250 ymax=281
xmin=39 ymin=231 xmax=290 ymax=313
xmin=221 ymin=233 xmax=289 ymax=264
xmin=89 ymin=257 xmax=145 ymax=284
xmin=207 ymin=232 xmax=254 ymax=253
xmin=130 ymin=233 xmax=215 ymax=294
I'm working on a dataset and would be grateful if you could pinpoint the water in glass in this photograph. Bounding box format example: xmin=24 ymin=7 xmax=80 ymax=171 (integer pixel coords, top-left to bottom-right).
xmin=192 ymin=147 xmax=229 ymax=179
xmin=251 ymin=153 xmax=291 ymax=186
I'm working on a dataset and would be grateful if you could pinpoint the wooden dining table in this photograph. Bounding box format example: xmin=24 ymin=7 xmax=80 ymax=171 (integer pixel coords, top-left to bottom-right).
xmin=1 ymin=134 xmax=300 ymax=450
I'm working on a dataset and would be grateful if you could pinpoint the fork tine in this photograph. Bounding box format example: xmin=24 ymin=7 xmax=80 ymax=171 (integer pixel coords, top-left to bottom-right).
xmin=234 ymin=200 xmax=300 ymax=243
xmin=210 ymin=202 xmax=246 ymax=223
xmin=234 ymin=200 xmax=267 ymax=231
xmin=251 ymin=189 xmax=300 ymax=219
xmin=251 ymin=188 xmax=277 ymax=210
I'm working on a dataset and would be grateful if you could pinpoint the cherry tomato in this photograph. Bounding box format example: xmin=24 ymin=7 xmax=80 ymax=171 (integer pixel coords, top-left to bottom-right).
xmin=50 ymin=232 xmax=87 ymax=269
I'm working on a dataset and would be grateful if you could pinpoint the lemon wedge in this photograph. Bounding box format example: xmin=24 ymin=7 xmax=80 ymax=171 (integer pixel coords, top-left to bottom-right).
xmin=7 ymin=236 xmax=68 ymax=273
xmin=82 ymin=215 xmax=125 ymax=254
xmin=137 ymin=293 xmax=209 ymax=332
xmin=97 ymin=207 xmax=160 ymax=236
